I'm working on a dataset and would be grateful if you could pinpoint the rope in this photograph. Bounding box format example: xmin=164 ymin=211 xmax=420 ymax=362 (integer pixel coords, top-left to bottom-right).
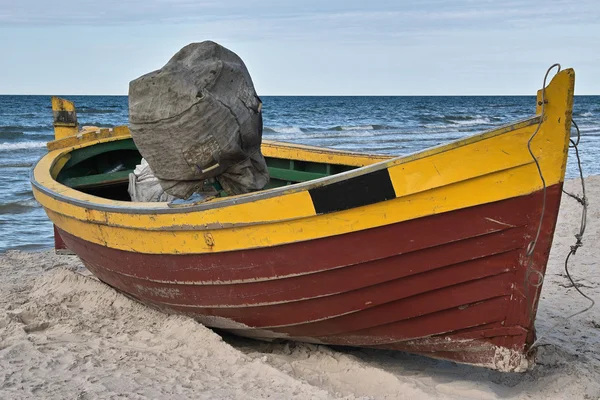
xmin=529 ymin=117 xmax=593 ymax=350
xmin=523 ymin=64 xmax=561 ymax=321
xmin=558 ymin=118 xmax=592 ymax=309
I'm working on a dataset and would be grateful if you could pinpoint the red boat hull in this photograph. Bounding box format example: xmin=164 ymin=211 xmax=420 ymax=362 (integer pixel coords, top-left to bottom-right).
xmin=57 ymin=184 xmax=562 ymax=371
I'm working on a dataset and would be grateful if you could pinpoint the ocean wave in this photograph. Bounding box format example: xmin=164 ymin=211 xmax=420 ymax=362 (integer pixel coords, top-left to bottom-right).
xmin=365 ymin=145 xmax=404 ymax=153
xmin=402 ymin=136 xmax=464 ymax=143
xmin=77 ymin=107 xmax=118 ymax=114
xmin=267 ymin=129 xmax=383 ymax=141
xmin=420 ymin=120 xmax=492 ymax=129
xmin=13 ymin=189 xmax=34 ymax=197
xmin=333 ymin=125 xmax=374 ymax=131
xmin=444 ymin=115 xmax=480 ymax=121
xmin=27 ymin=132 xmax=55 ymax=139
xmin=330 ymin=124 xmax=393 ymax=131
xmin=449 ymin=117 xmax=491 ymax=126
xmin=0 ymin=161 xmax=33 ymax=168
xmin=490 ymin=104 xmax=519 ymax=108
xmin=0 ymin=141 xmax=46 ymax=151
xmin=264 ymin=124 xmax=397 ymax=134
xmin=73 ymin=121 xmax=114 ymax=128
xmin=0 ymin=200 xmax=39 ymax=215
xmin=0 ymin=113 xmax=38 ymax=118
xmin=578 ymin=128 xmax=600 ymax=135
xmin=0 ymin=125 xmax=51 ymax=133
xmin=264 ymin=126 xmax=305 ymax=134
xmin=419 ymin=115 xmax=492 ymax=125
xmin=4 ymin=243 xmax=52 ymax=251
xmin=580 ymin=112 xmax=594 ymax=117
xmin=577 ymin=126 xmax=600 ymax=133
xmin=0 ymin=131 xmax=24 ymax=140
xmin=420 ymin=124 xmax=460 ymax=131
xmin=11 ymin=189 xmax=37 ymax=198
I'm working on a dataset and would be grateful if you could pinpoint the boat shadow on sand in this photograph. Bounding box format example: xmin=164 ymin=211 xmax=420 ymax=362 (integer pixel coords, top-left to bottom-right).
xmin=220 ymin=330 xmax=593 ymax=399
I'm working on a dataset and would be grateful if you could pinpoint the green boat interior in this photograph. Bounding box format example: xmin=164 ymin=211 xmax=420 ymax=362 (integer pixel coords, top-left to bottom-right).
xmin=55 ymin=138 xmax=359 ymax=201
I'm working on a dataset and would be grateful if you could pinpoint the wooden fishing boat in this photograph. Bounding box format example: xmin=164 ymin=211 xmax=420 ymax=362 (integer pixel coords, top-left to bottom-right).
xmin=31 ymin=69 xmax=575 ymax=372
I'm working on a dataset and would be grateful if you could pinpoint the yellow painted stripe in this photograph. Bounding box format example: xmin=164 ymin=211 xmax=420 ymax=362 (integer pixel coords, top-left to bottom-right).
xmin=261 ymin=140 xmax=390 ymax=166
xmin=34 ymin=114 xmax=558 ymax=231
xmin=47 ymin=125 xmax=131 ymax=151
xmin=44 ymin=162 xmax=551 ymax=254
xmin=35 ymin=188 xmax=317 ymax=229
xmin=388 ymin=122 xmax=566 ymax=198
xmin=32 ymin=69 xmax=574 ymax=254
xmin=51 ymin=97 xmax=78 ymax=140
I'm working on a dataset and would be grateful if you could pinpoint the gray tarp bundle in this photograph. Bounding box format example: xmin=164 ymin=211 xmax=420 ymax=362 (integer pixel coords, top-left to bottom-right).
xmin=128 ymin=41 xmax=269 ymax=199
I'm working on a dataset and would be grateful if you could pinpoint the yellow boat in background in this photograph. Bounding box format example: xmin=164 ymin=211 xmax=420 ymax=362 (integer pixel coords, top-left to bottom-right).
xmin=31 ymin=68 xmax=575 ymax=371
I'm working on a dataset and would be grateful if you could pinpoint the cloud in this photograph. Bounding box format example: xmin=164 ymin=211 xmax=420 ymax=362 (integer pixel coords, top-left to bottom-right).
xmin=0 ymin=0 xmax=598 ymax=94
xmin=2 ymin=0 xmax=598 ymax=28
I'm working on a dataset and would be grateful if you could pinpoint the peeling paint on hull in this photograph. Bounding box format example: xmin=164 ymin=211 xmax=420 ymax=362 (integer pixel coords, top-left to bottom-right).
xmin=34 ymin=69 xmax=577 ymax=372
xmin=56 ymin=184 xmax=562 ymax=372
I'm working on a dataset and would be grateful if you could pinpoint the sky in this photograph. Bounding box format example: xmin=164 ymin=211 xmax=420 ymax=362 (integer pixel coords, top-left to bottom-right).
xmin=0 ymin=0 xmax=598 ymax=95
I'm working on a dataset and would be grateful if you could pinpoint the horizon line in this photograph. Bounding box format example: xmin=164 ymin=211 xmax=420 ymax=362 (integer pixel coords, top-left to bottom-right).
xmin=1 ymin=93 xmax=599 ymax=97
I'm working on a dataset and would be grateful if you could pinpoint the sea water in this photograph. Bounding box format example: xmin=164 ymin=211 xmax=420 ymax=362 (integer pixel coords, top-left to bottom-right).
xmin=1 ymin=95 xmax=598 ymax=252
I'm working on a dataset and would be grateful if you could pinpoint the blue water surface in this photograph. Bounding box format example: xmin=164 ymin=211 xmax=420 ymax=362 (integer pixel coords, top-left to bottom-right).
xmin=0 ymin=94 xmax=598 ymax=252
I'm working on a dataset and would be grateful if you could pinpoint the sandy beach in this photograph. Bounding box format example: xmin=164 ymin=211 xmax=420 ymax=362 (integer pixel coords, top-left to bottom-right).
xmin=1 ymin=176 xmax=599 ymax=399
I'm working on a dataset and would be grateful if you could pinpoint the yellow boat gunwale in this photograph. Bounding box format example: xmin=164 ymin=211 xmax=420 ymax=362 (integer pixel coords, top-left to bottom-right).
xmin=32 ymin=115 xmax=541 ymax=215
xmin=30 ymin=68 xmax=574 ymax=254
